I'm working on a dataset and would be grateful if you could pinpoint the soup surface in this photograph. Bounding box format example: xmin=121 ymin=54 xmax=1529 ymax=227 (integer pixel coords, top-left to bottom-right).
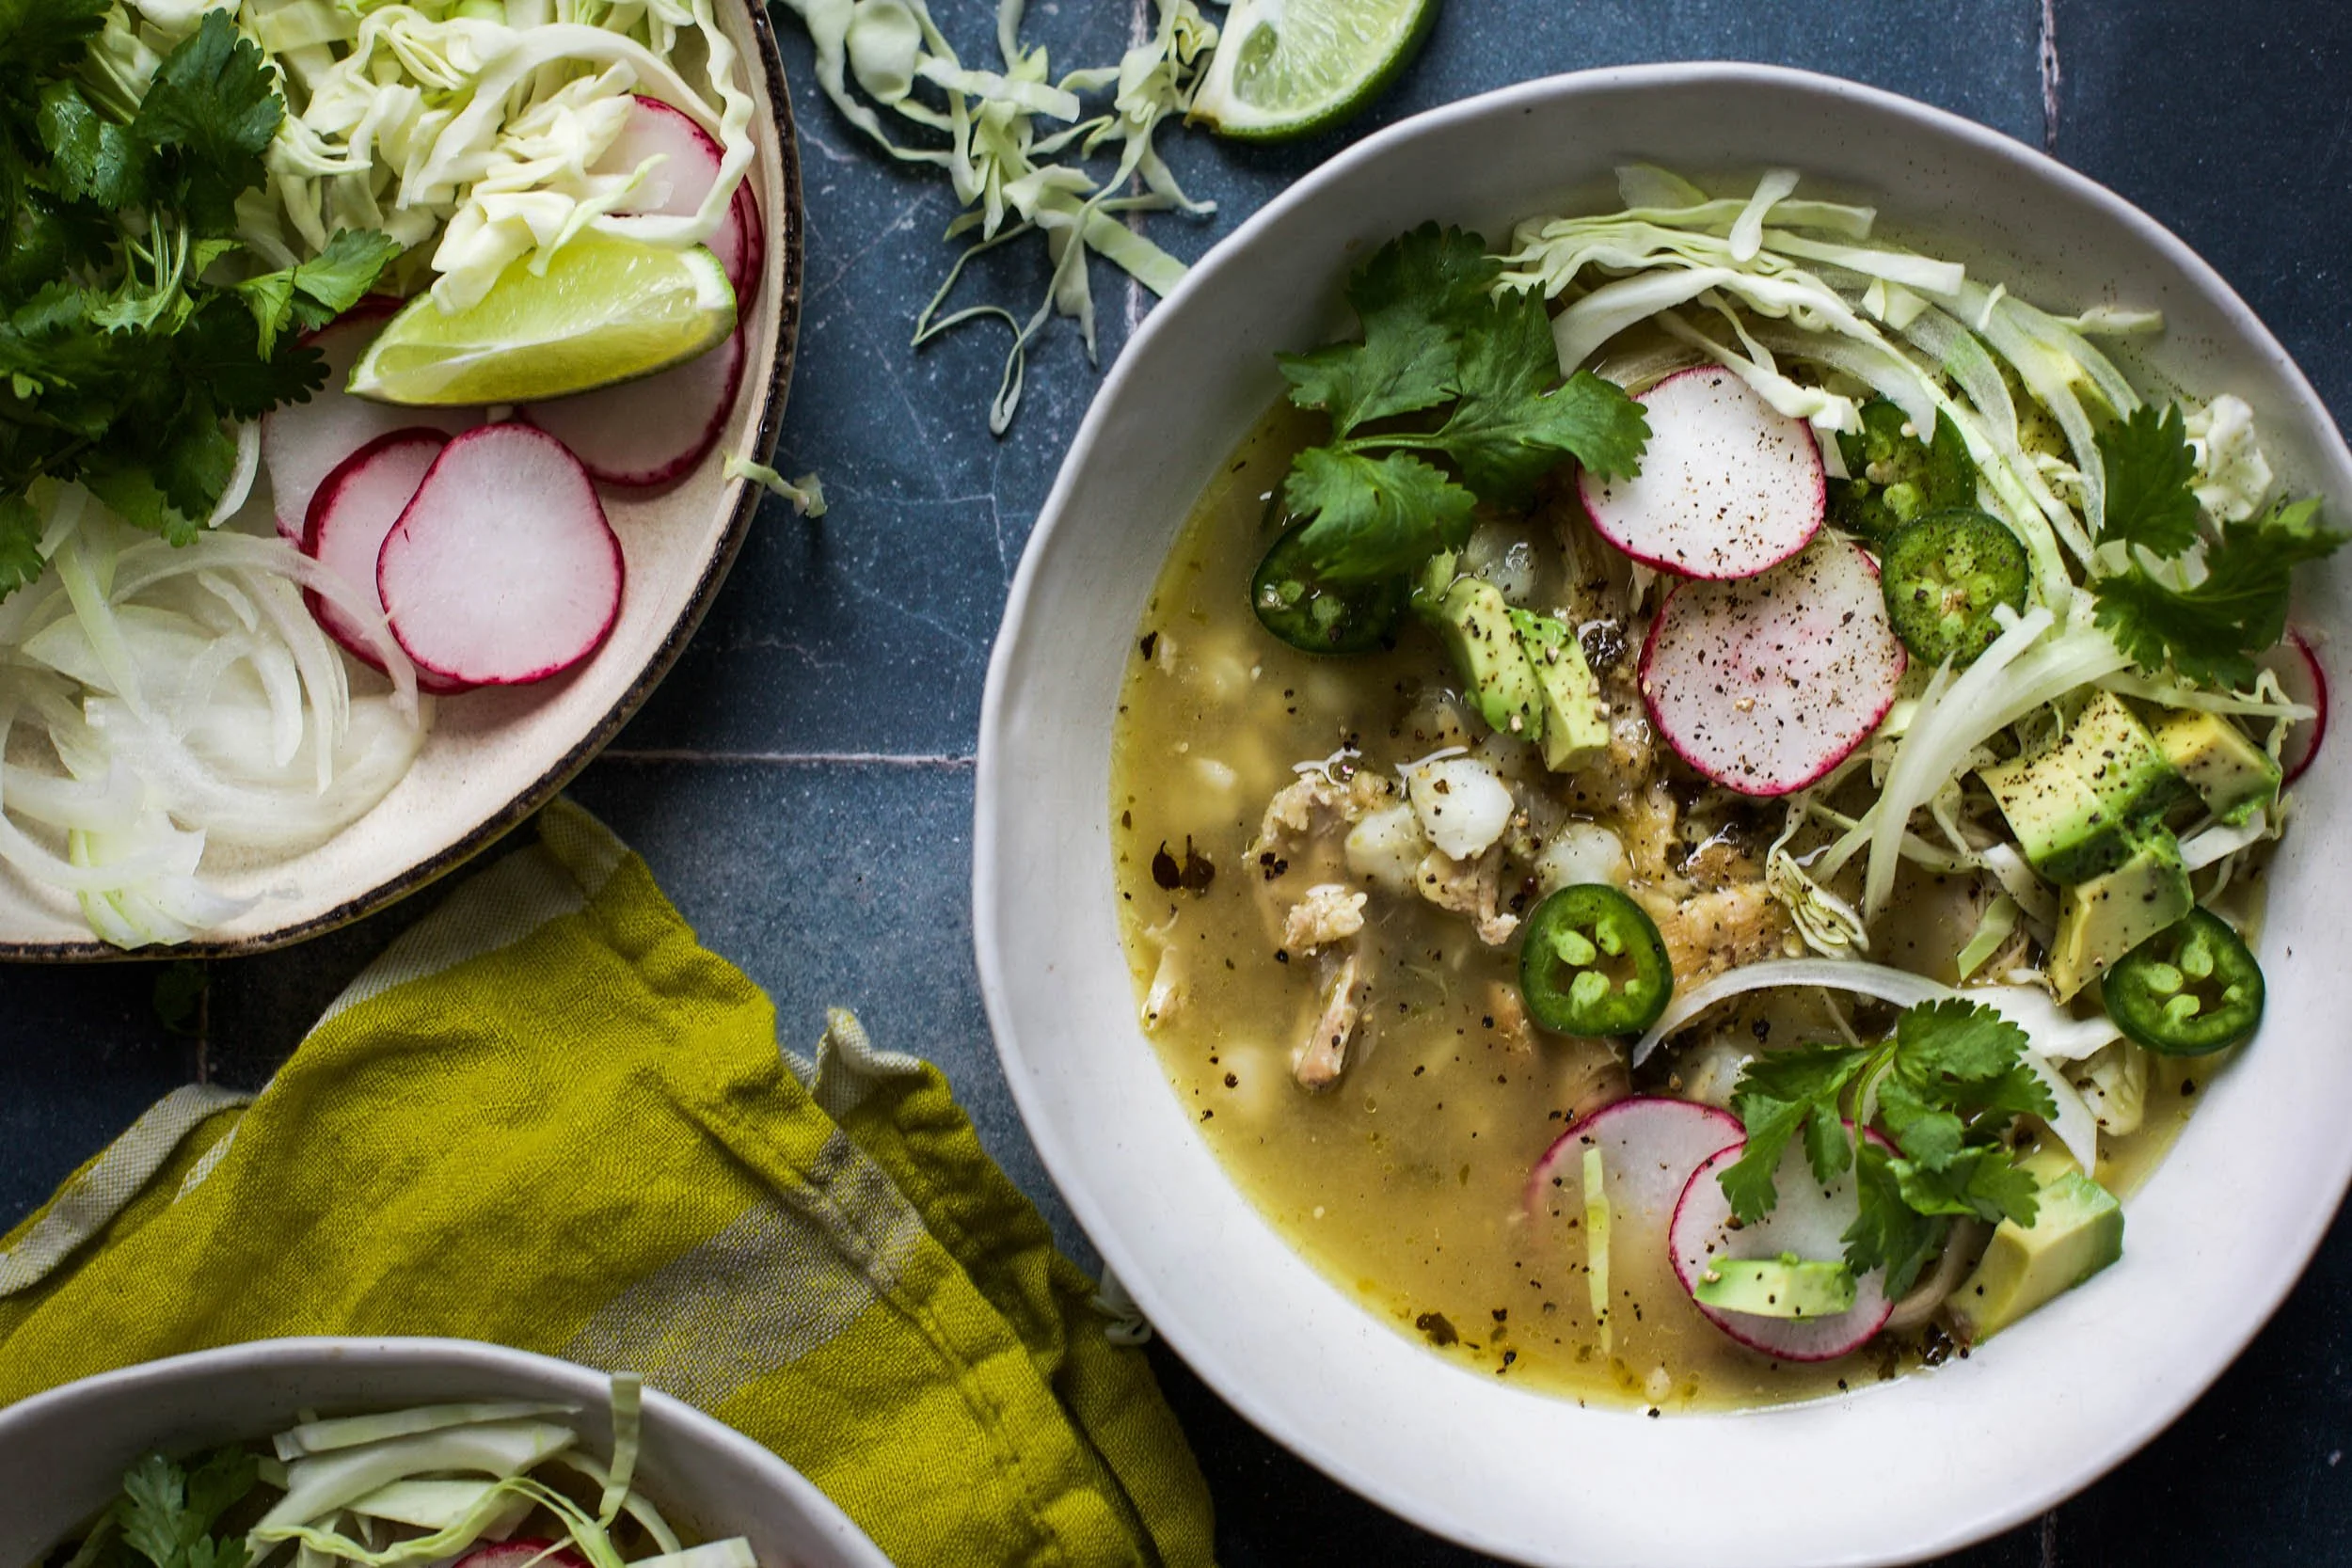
xmin=1108 ymin=404 xmax=2201 ymax=1411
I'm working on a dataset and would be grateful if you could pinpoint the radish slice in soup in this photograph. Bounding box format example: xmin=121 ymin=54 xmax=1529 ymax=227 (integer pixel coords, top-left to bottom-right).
xmin=2267 ymin=626 xmax=2328 ymax=784
xmin=1527 ymin=1097 xmax=1744 ymax=1257
xmin=1639 ymin=536 xmax=1907 ymax=796
xmin=1671 ymin=1138 xmax=1894 ymax=1362
xmin=1579 ymin=365 xmax=1824 ymax=579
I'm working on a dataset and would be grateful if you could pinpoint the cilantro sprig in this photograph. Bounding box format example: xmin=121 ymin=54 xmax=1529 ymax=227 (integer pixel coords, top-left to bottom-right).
xmin=0 ymin=7 xmax=404 ymax=592
xmin=68 ymin=1447 xmax=262 ymax=1568
xmin=1273 ymin=223 xmax=1649 ymax=585
xmin=1721 ymin=999 xmax=2056 ymax=1297
xmin=2090 ymin=403 xmax=2346 ymax=688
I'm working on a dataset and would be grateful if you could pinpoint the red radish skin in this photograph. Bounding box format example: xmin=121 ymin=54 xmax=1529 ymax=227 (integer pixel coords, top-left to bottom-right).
xmin=722 ymin=181 xmax=762 ymax=303
xmin=301 ymin=429 xmax=472 ymax=695
xmin=1670 ymin=1136 xmax=1895 ymax=1362
xmin=2271 ymin=626 xmax=2328 ymax=784
xmin=519 ymin=322 xmax=745 ymax=488
xmin=453 ymin=1543 xmax=590 ymax=1568
xmin=378 ymin=425 xmax=624 ymax=687
xmin=1638 ymin=536 xmax=1907 ymax=797
xmin=262 ymin=300 xmax=471 ymax=542
xmin=1579 ymin=365 xmax=1825 ymax=579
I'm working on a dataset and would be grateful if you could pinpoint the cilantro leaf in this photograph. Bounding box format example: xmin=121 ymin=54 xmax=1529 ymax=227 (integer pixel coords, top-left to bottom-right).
xmin=1438 ymin=290 xmax=1649 ymax=504
xmin=132 ymin=11 xmax=282 ymax=235
xmin=0 ymin=492 xmax=42 ymax=594
xmin=1874 ymin=1074 xmax=1965 ymax=1172
xmin=114 ymin=1447 xmax=260 ymax=1568
xmin=2096 ymin=402 xmax=2201 ymax=557
xmin=1887 ymin=1146 xmax=2042 ymax=1229
xmin=1845 ymin=1141 xmax=1947 ymax=1299
xmin=237 ymin=228 xmax=403 ymax=352
xmin=2094 ymin=496 xmax=2347 ymax=687
xmin=1893 ymin=997 xmax=2032 ymax=1085
xmin=1277 ymin=224 xmax=1497 ymax=437
xmin=1283 ymin=446 xmax=1477 ymax=584
xmin=39 ymin=80 xmax=146 ymax=208
xmin=1720 ymin=1041 xmax=1868 ymax=1222
xmin=0 ymin=0 xmax=107 ymax=84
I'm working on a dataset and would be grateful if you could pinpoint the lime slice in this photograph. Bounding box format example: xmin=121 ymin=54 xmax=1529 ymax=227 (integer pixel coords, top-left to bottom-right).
xmin=1188 ymin=0 xmax=1438 ymax=141
xmin=349 ymin=233 xmax=737 ymax=406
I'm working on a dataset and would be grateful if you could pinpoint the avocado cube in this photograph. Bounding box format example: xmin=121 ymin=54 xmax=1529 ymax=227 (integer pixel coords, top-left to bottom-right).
xmin=1979 ymin=692 xmax=2184 ymax=882
xmin=2152 ymin=707 xmax=2281 ymax=827
xmin=1413 ymin=560 xmax=1546 ymax=743
xmin=1945 ymin=1165 xmax=2123 ymax=1343
xmin=1508 ymin=609 xmax=1610 ymax=772
xmin=2044 ymin=826 xmax=2193 ymax=1001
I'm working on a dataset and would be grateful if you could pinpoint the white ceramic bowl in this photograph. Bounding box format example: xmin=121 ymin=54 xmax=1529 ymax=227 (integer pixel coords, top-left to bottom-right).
xmin=0 ymin=1338 xmax=887 ymax=1568
xmin=976 ymin=63 xmax=2352 ymax=1566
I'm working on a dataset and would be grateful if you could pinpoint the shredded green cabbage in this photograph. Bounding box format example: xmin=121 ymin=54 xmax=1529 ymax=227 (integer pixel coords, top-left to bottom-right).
xmin=244 ymin=0 xmax=756 ymax=312
xmin=776 ymin=0 xmax=1217 ymax=432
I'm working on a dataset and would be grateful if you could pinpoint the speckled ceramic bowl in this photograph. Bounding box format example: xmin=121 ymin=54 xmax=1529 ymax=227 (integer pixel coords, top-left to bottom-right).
xmin=0 ymin=3 xmax=803 ymax=958
xmin=0 ymin=1338 xmax=887 ymax=1568
xmin=977 ymin=64 xmax=2352 ymax=1566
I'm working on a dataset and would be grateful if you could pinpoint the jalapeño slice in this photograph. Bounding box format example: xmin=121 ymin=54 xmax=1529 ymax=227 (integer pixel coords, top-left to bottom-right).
xmin=1250 ymin=519 xmax=1410 ymax=655
xmin=2104 ymin=907 xmax=2265 ymax=1056
xmin=1831 ymin=401 xmax=1976 ymax=540
xmin=1518 ymin=883 xmax=1674 ymax=1037
xmin=1879 ymin=508 xmax=2029 ymax=667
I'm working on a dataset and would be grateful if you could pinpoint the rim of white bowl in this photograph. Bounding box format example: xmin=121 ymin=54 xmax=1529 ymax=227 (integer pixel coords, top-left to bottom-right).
xmin=0 ymin=1336 xmax=887 ymax=1567
xmin=976 ymin=60 xmax=2352 ymax=1566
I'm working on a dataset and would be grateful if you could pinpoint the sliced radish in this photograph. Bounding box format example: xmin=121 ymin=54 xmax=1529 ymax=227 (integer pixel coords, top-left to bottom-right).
xmin=721 ymin=181 xmax=762 ymax=303
xmin=1580 ymin=365 xmax=1824 ymax=579
xmin=2266 ymin=626 xmax=2328 ymax=784
xmin=1639 ymin=536 xmax=1907 ymax=796
xmin=598 ymin=95 xmax=723 ymax=220
xmin=1670 ymin=1136 xmax=1894 ymax=1362
xmin=518 ymin=322 xmax=745 ymax=488
xmin=453 ymin=1542 xmax=589 ymax=1568
xmin=378 ymin=425 xmax=624 ymax=687
xmin=302 ymin=428 xmax=472 ymax=695
xmin=1526 ymin=1096 xmax=1744 ymax=1247
xmin=262 ymin=301 xmax=471 ymax=543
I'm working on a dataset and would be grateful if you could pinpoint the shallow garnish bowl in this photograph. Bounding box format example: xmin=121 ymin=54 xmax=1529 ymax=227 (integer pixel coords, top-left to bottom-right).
xmin=0 ymin=1337 xmax=887 ymax=1568
xmin=975 ymin=63 xmax=2352 ymax=1567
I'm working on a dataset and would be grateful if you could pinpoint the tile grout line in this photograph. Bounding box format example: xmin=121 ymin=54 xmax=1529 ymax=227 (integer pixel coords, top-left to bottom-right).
xmin=599 ymin=749 xmax=977 ymax=768
xmin=2042 ymin=1508 xmax=2059 ymax=1565
xmin=2038 ymin=0 xmax=2061 ymax=154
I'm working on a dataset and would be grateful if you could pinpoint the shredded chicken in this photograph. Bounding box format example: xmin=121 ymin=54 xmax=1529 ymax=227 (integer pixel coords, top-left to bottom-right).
xmin=1415 ymin=845 xmax=1519 ymax=945
xmin=1252 ymin=769 xmax=1395 ymax=942
xmin=1634 ymin=881 xmax=1798 ymax=987
xmin=1294 ymin=951 xmax=1364 ymax=1091
xmin=1283 ymin=882 xmax=1367 ymax=953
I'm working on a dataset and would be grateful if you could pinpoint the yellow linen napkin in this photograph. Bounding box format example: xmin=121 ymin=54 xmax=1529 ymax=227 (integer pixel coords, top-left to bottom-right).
xmin=0 ymin=800 xmax=1214 ymax=1568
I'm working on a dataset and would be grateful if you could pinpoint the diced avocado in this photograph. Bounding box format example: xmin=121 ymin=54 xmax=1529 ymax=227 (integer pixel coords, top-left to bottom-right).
xmin=1414 ymin=556 xmax=1545 ymax=742
xmin=2045 ymin=826 xmax=2194 ymax=1001
xmin=1945 ymin=1164 xmax=2123 ymax=1342
xmin=1691 ymin=1252 xmax=1857 ymax=1320
xmin=1508 ymin=609 xmax=1610 ymax=772
xmin=2152 ymin=707 xmax=2280 ymax=827
xmin=1979 ymin=691 xmax=2184 ymax=882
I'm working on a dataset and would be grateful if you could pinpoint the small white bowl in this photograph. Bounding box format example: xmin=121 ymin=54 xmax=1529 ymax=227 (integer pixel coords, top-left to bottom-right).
xmin=0 ymin=1338 xmax=888 ymax=1568
xmin=977 ymin=64 xmax=2352 ymax=1566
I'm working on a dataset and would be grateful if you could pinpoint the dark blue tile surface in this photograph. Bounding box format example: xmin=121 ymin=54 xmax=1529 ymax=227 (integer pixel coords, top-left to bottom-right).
xmin=8 ymin=0 xmax=2352 ymax=1561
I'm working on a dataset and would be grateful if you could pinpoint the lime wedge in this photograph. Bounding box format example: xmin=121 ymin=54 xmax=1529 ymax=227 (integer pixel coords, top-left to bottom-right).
xmin=349 ymin=233 xmax=737 ymax=406
xmin=1188 ymin=0 xmax=1438 ymax=141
